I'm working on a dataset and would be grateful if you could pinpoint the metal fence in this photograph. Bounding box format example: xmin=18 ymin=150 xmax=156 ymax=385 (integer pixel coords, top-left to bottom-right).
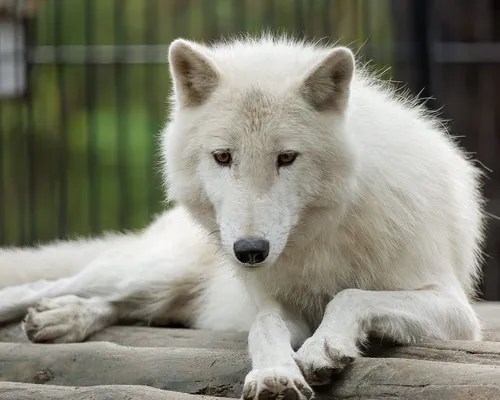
xmin=0 ymin=0 xmax=499 ymax=299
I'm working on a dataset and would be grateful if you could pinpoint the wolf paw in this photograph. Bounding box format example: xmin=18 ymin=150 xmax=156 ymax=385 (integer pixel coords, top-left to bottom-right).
xmin=22 ymin=295 xmax=88 ymax=343
xmin=295 ymin=338 xmax=357 ymax=387
xmin=242 ymin=367 xmax=314 ymax=400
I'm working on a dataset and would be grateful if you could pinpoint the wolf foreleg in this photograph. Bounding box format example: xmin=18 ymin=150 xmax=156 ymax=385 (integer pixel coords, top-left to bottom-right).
xmin=295 ymin=288 xmax=481 ymax=386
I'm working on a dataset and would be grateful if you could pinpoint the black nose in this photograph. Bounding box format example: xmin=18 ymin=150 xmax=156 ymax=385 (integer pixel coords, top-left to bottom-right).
xmin=233 ymin=237 xmax=270 ymax=265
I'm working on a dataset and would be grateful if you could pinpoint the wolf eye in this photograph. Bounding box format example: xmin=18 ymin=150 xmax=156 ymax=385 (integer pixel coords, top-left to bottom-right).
xmin=277 ymin=152 xmax=298 ymax=167
xmin=213 ymin=150 xmax=232 ymax=166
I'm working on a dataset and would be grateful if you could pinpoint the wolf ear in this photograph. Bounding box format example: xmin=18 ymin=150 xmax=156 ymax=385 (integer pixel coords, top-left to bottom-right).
xmin=299 ymin=47 xmax=355 ymax=112
xmin=168 ymin=39 xmax=220 ymax=108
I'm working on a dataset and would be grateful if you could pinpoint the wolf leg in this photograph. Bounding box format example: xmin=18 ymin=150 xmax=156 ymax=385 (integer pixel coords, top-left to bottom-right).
xmin=295 ymin=288 xmax=480 ymax=386
xmin=242 ymin=299 xmax=314 ymax=400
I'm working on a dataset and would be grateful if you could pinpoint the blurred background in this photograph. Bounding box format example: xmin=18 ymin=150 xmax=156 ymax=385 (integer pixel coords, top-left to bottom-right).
xmin=0 ymin=0 xmax=499 ymax=299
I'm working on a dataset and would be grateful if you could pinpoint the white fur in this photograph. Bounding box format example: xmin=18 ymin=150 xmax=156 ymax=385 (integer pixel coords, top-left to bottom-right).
xmin=0 ymin=35 xmax=485 ymax=399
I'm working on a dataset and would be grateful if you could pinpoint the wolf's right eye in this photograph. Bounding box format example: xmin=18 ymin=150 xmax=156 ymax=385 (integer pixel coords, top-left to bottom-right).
xmin=213 ymin=151 xmax=232 ymax=166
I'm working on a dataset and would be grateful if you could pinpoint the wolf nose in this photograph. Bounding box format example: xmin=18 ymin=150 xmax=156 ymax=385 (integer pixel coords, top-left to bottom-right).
xmin=233 ymin=237 xmax=270 ymax=265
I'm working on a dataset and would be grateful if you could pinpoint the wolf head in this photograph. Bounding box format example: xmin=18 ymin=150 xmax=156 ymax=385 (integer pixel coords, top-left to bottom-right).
xmin=162 ymin=36 xmax=359 ymax=268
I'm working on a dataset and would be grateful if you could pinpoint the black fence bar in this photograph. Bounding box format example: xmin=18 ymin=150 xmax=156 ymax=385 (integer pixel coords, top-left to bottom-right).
xmin=0 ymin=86 xmax=4 ymax=246
xmin=16 ymin=19 xmax=27 ymax=246
xmin=413 ymin=0 xmax=434 ymax=107
xmin=54 ymin=0 xmax=68 ymax=239
xmin=24 ymin=16 xmax=36 ymax=245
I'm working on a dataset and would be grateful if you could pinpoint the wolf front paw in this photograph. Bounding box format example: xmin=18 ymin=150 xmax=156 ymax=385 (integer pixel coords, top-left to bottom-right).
xmin=295 ymin=338 xmax=357 ymax=387
xmin=242 ymin=367 xmax=314 ymax=400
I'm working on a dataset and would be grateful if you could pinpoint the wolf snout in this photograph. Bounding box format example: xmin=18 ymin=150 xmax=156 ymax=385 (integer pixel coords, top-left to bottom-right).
xmin=233 ymin=237 xmax=270 ymax=266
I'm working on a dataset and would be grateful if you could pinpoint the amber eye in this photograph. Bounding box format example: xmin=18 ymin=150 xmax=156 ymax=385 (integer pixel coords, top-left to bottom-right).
xmin=277 ymin=152 xmax=298 ymax=167
xmin=213 ymin=151 xmax=232 ymax=166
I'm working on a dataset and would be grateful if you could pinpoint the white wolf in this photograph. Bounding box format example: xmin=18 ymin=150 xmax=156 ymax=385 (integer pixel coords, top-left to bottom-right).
xmin=0 ymin=35 xmax=486 ymax=400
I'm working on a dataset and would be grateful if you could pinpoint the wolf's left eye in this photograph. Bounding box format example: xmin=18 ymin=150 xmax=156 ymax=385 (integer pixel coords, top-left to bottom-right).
xmin=213 ymin=150 xmax=232 ymax=166
xmin=277 ymin=152 xmax=298 ymax=167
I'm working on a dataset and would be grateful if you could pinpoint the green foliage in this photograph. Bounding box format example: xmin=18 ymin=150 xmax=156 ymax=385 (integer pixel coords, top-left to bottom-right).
xmin=0 ymin=0 xmax=394 ymax=245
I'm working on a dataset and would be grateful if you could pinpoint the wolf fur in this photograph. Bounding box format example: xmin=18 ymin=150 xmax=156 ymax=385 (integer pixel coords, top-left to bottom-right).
xmin=0 ymin=35 xmax=486 ymax=399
